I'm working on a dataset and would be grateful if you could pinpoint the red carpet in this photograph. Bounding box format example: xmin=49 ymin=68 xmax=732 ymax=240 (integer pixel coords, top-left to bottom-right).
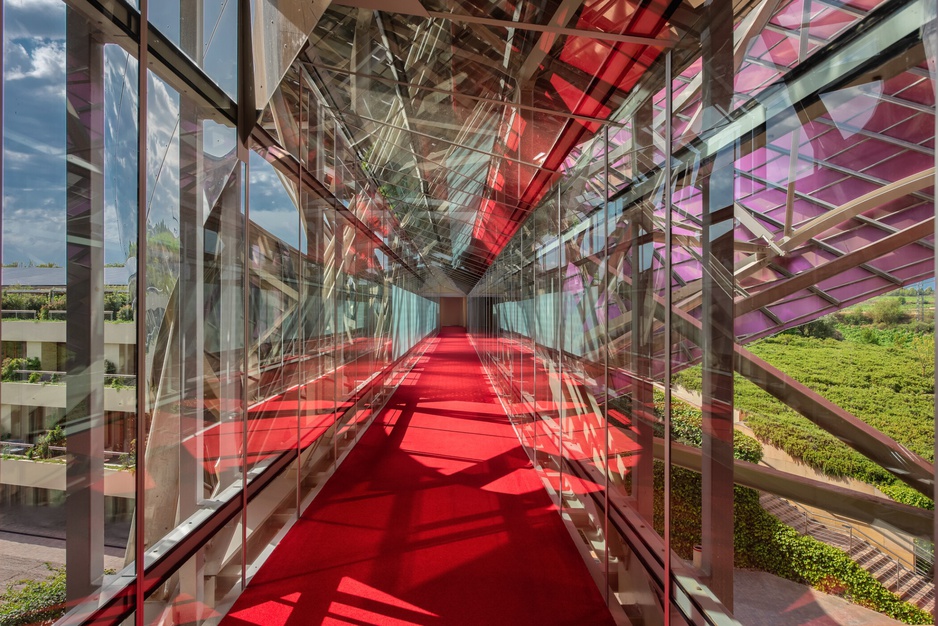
xmin=221 ymin=327 xmax=615 ymax=626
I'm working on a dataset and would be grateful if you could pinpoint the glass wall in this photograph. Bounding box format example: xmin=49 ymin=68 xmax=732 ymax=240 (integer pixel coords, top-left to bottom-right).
xmin=0 ymin=2 xmax=438 ymax=624
xmin=0 ymin=0 xmax=934 ymax=625
xmin=470 ymin=0 xmax=937 ymax=623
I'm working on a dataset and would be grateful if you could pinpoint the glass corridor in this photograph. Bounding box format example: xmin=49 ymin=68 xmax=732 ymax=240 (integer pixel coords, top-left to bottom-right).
xmin=0 ymin=0 xmax=935 ymax=624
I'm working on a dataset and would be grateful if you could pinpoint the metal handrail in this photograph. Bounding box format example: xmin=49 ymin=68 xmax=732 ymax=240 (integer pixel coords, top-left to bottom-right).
xmin=772 ymin=494 xmax=933 ymax=598
xmin=0 ymin=441 xmax=129 ymax=463
xmin=784 ymin=496 xmax=917 ymax=568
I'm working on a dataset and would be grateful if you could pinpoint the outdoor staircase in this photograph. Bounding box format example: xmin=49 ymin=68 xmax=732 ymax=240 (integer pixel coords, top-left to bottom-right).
xmin=759 ymin=492 xmax=935 ymax=613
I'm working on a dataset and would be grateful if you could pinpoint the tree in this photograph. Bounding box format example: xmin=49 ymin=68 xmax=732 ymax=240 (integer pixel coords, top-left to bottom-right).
xmin=870 ymin=298 xmax=907 ymax=325
xmin=910 ymin=334 xmax=935 ymax=378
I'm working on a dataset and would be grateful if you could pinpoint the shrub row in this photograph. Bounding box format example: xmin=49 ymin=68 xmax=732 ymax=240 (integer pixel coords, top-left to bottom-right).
xmin=652 ymin=465 xmax=931 ymax=622
xmin=734 ymin=488 xmax=933 ymax=624
xmin=670 ymin=329 xmax=935 ymax=509
xmin=648 ymin=391 xmax=932 ymax=622
xmin=1 ymin=290 xmax=130 ymax=319
xmin=26 ymin=424 xmax=65 ymax=460
xmin=0 ymin=566 xmax=66 ymax=626
xmin=1 ymin=357 xmax=41 ymax=382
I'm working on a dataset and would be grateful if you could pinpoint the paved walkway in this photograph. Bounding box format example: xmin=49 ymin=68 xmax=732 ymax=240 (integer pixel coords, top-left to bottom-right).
xmin=735 ymin=570 xmax=907 ymax=625
xmin=0 ymin=531 xmax=125 ymax=589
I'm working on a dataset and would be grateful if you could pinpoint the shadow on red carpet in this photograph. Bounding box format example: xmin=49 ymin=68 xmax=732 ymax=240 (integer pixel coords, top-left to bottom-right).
xmin=220 ymin=327 xmax=615 ymax=626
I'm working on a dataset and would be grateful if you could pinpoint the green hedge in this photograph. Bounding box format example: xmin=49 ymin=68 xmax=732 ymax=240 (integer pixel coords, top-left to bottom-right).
xmin=648 ymin=394 xmax=931 ymax=623
xmin=0 ymin=357 xmax=41 ymax=382
xmin=670 ymin=329 xmax=935 ymax=510
xmin=657 ymin=394 xmax=763 ymax=464
xmin=653 ymin=465 xmax=931 ymax=624
xmin=735 ymin=494 xmax=933 ymax=624
xmin=0 ymin=566 xmax=66 ymax=626
xmin=0 ymin=290 xmax=130 ymax=318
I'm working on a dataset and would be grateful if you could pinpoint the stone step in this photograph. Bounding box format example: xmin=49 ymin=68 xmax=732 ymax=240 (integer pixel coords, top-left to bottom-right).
xmin=761 ymin=494 xmax=936 ymax=612
xmin=904 ymin=585 xmax=935 ymax=611
xmin=865 ymin=554 xmax=895 ymax=577
xmin=853 ymin=546 xmax=885 ymax=568
xmin=895 ymin=572 xmax=930 ymax=599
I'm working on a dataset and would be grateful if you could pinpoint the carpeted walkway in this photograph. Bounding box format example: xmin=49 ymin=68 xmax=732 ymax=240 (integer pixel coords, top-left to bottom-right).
xmin=221 ymin=327 xmax=615 ymax=626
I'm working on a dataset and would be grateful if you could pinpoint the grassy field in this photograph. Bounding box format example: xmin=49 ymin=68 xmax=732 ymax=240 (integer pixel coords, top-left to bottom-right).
xmin=671 ymin=312 xmax=935 ymax=508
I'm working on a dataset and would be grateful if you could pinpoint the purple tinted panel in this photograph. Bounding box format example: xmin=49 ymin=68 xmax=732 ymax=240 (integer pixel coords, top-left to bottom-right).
xmin=824 ymin=232 xmax=889 ymax=256
xmin=886 ymin=259 xmax=933 ymax=282
xmin=736 ymin=63 xmax=781 ymax=94
xmin=788 ymin=198 xmax=828 ymax=227
xmin=736 ymin=310 xmax=778 ymax=337
xmin=816 ymin=266 xmax=876 ymax=292
xmin=866 ymin=152 xmax=934 ymax=181
xmin=824 ymin=276 xmax=893 ymax=302
xmin=868 ymin=245 xmax=934 ymax=273
xmin=738 ymin=266 xmax=786 ymax=290
xmin=741 ymin=188 xmax=785 ymax=213
xmin=841 ymin=0 xmax=883 ymax=10
xmin=827 ymin=139 xmax=902 ymax=170
xmin=770 ymin=2 xmax=806 ymax=32
xmin=865 ymin=102 xmax=921 ymax=133
xmin=767 ymin=293 xmax=834 ymax=320
xmin=785 ymin=248 xmax=837 ymax=272
xmin=880 ymin=201 xmax=933 ymax=228
xmin=807 ymin=8 xmax=856 ymax=39
xmin=886 ymin=74 xmax=935 ymax=105
xmin=813 ymin=176 xmax=879 ymax=206
xmin=673 ymin=264 xmax=702 ymax=284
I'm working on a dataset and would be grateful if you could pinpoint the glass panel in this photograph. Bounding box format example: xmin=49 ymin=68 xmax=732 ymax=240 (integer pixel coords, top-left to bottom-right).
xmin=243 ymin=143 xmax=301 ymax=576
xmin=0 ymin=1 xmax=139 ymax=616
xmin=149 ymin=1 xmax=238 ymax=100
xmin=298 ymin=191 xmax=338 ymax=501
xmin=145 ymin=512 xmax=242 ymax=623
xmin=141 ymin=65 xmax=242 ymax=620
xmin=0 ymin=3 xmax=441 ymax=625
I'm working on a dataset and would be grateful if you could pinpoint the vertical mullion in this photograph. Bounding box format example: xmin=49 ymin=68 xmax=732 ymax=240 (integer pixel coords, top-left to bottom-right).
xmin=557 ymin=184 xmax=564 ymax=507
xmin=928 ymin=2 xmax=938 ymax=606
xmin=177 ymin=3 xmax=205 ymax=608
xmin=296 ymin=76 xmax=305 ymax=520
xmin=241 ymin=156 xmax=250 ymax=590
xmin=700 ymin=0 xmax=737 ymax=606
xmin=65 ymin=5 xmax=106 ymax=606
xmin=602 ymin=124 xmax=611 ymax=605
xmin=332 ymin=138 xmax=339 ymax=470
xmin=238 ymin=0 xmax=252 ymax=588
xmin=663 ymin=49 xmax=674 ymax=626
xmin=135 ymin=1 xmax=149 ymax=621
xmin=0 ymin=0 xmax=5 ymax=465
xmin=532 ymin=213 xmax=538 ymax=462
xmin=518 ymin=230 xmax=523 ymax=421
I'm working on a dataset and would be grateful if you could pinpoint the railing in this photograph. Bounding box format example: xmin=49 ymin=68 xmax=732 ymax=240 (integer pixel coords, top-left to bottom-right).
xmin=5 ymin=369 xmax=64 ymax=383
xmin=0 ymin=370 xmax=137 ymax=386
xmin=0 ymin=309 xmax=116 ymax=320
xmin=0 ymin=441 xmax=129 ymax=464
xmin=104 ymin=373 xmax=137 ymax=388
xmin=767 ymin=494 xmax=934 ymax=605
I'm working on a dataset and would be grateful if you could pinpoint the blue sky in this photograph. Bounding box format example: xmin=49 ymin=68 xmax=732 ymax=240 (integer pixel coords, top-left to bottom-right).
xmin=2 ymin=0 xmax=243 ymax=269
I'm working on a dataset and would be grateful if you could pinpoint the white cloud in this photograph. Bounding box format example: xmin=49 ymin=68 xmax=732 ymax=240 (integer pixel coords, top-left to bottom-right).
xmin=5 ymin=40 xmax=65 ymax=82
xmin=4 ymin=0 xmax=64 ymax=39
xmin=5 ymin=0 xmax=61 ymax=9
xmin=3 ymin=203 xmax=67 ymax=266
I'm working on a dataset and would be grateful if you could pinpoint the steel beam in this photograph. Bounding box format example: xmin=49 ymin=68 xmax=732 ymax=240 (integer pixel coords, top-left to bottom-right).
xmin=654 ymin=440 xmax=934 ymax=540
xmin=65 ymin=7 xmax=106 ymax=604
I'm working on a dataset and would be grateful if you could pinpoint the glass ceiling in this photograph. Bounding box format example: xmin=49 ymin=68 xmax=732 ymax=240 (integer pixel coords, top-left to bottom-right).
xmin=259 ymin=0 xmax=934 ymax=323
xmin=289 ymin=0 xmax=679 ymax=293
